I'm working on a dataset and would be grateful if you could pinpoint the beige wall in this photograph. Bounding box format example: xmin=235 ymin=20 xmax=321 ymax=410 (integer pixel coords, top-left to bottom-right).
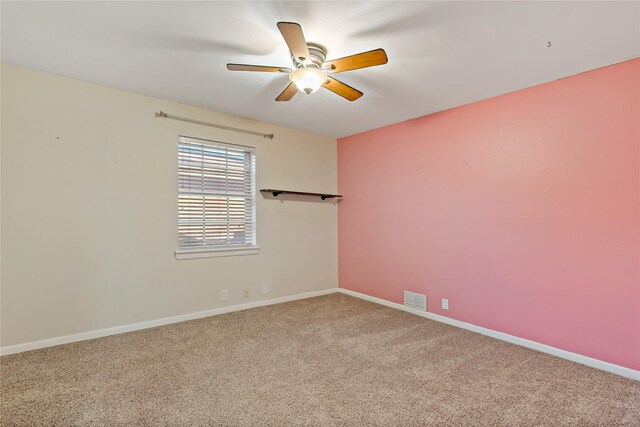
xmin=0 ymin=63 xmax=338 ymax=347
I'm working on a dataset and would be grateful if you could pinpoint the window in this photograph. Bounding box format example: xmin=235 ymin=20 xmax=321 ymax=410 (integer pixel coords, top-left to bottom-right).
xmin=176 ymin=136 xmax=257 ymax=259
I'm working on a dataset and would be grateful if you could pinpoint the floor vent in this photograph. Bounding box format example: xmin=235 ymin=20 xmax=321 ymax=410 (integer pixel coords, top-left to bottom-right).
xmin=404 ymin=291 xmax=427 ymax=311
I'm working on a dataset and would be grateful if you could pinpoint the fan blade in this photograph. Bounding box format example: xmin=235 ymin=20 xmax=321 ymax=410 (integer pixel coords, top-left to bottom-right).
xmin=227 ymin=64 xmax=291 ymax=73
xmin=323 ymin=49 xmax=388 ymax=73
xmin=322 ymin=76 xmax=363 ymax=101
xmin=276 ymin=83 xmax=298 ymax=102
xmin=277 ymin=22 xmax=311 ymax=64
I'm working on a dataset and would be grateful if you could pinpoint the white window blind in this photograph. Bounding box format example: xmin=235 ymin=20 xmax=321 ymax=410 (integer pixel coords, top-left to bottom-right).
xmin=178 ymin=136 xmax=256 ymax=251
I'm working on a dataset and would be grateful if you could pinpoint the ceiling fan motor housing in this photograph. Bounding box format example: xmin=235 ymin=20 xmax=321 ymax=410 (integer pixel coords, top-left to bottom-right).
xmin=292 ymin=42 xmax=328 ymax=69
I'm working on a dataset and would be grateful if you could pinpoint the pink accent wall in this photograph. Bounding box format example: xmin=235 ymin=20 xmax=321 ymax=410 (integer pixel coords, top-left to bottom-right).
xmin=338 ymin=58 xmax=640 ymax=370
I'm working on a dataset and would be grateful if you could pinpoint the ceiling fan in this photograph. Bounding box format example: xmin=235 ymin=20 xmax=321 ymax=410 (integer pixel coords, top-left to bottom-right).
xmin=226 ymin=22 xmax=388 ymax=102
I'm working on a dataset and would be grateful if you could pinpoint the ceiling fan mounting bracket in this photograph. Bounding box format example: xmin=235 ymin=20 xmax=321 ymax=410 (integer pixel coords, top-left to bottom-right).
xmin=292 ymin=42 xmax=327 ymax=69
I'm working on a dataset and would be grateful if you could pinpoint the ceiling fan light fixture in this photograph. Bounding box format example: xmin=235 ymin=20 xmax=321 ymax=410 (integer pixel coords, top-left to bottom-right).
xmin=289 ymin=68 xmax=327 ymax=94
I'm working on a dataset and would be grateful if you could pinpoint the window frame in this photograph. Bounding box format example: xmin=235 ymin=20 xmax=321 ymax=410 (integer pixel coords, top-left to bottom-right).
xmin=174 ymin=135 xmax=259 ymax=260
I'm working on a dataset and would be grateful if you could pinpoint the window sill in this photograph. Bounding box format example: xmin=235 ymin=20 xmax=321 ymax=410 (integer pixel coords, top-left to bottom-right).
xmin=175 ymin=246 xmax=260 ymax=260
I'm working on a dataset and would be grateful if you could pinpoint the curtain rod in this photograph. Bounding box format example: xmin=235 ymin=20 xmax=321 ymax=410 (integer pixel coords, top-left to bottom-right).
xmin=155 ymin=111 xmax=274 ymax=140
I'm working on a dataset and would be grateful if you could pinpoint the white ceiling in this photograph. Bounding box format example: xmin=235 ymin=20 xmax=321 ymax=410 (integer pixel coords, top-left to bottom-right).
xmin=2 ymin=1 xmax=639 ymax=138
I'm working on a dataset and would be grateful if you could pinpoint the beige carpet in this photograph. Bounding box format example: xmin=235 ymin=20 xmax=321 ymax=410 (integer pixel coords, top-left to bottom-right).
xmin=1 ymin=294 xmax=638 ymax=426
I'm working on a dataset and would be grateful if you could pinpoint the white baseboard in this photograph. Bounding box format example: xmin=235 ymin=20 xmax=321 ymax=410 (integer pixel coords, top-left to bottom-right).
xmin=3 ymin=286 xmax=638 ymax=382
xmin=0 ymin=288 xmax=339 ymax=356
xmin=338 ymin=288 xmax=640 ymax=381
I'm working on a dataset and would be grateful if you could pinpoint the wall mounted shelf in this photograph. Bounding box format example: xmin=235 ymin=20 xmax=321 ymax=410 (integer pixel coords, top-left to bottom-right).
xmin=260 ymin=189 xmax=342 ymax=200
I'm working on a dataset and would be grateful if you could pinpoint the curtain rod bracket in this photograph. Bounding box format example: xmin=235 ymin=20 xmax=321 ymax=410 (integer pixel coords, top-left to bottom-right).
xmin=155 ymin=110 xmax=273 ymax=140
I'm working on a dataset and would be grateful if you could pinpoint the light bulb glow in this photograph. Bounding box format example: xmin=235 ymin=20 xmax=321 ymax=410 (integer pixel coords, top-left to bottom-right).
xmin=289 ymin=68 xmax=327 ymax=94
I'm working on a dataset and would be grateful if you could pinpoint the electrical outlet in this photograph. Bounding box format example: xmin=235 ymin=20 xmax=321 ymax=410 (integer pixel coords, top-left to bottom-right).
xmin=242 ymin=287 xmax=250 ymax=298
xmin=441 ymin=298 xmax=449 ymax=310
xmin=220 ymin=290 xmax=229 ymax=301
xmin=262 ymin=283 xmax=270 ymax=294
